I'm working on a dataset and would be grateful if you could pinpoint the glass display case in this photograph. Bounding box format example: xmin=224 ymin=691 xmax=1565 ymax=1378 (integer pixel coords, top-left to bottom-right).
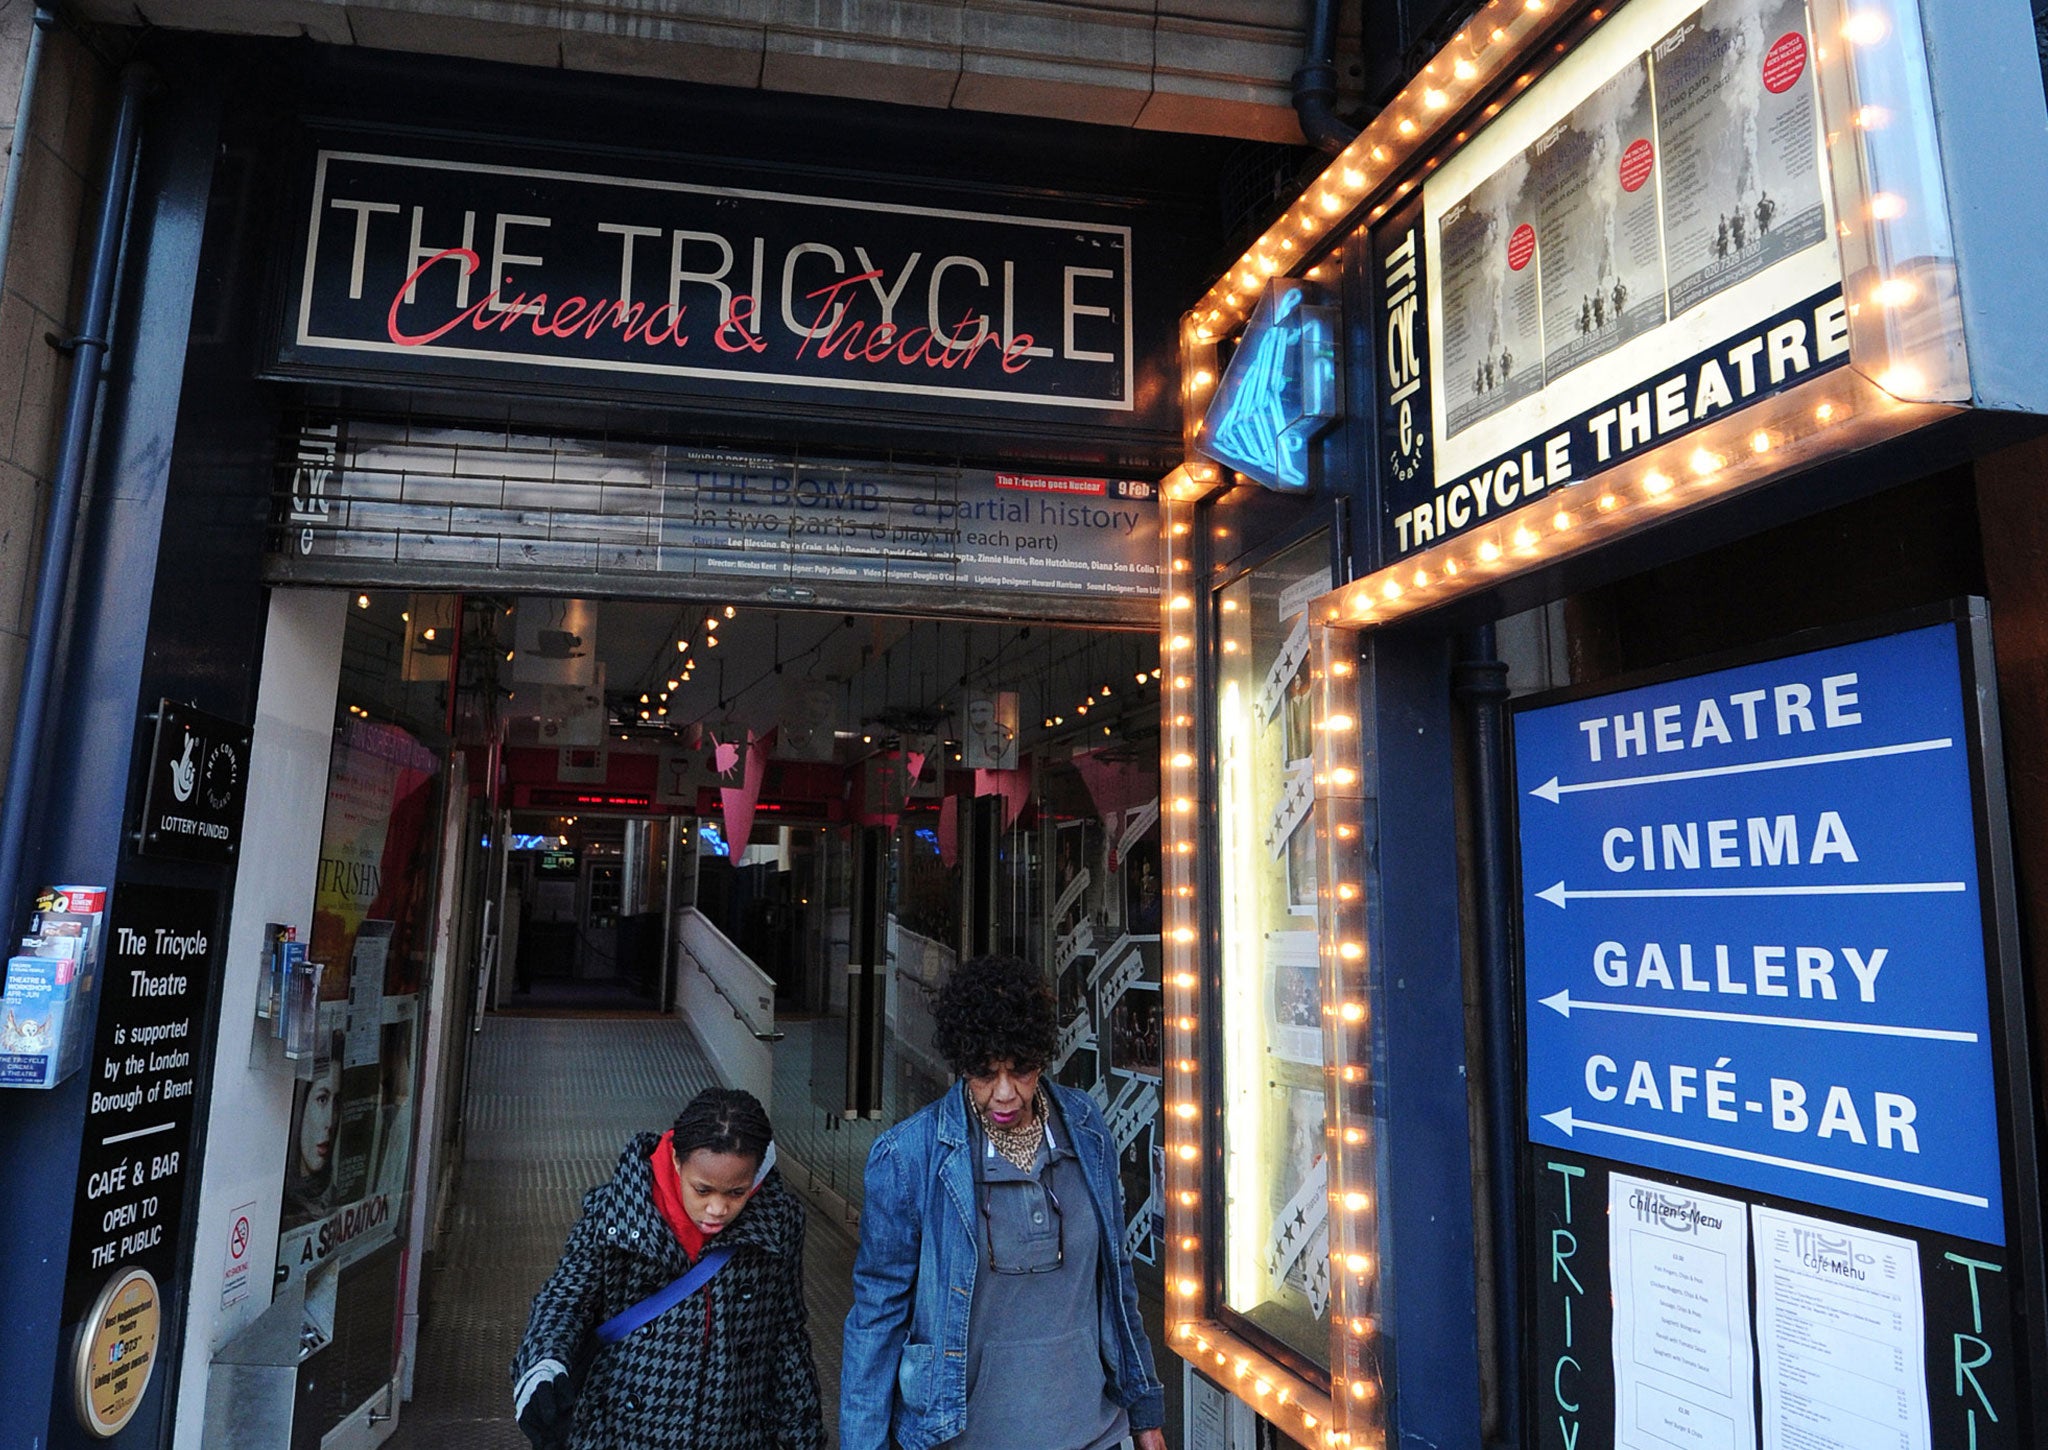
xmin=1161 ymin=487 xmax=1386 ymax=1449
xmin=1214 ymin=533 xmax=1334 ymax=1368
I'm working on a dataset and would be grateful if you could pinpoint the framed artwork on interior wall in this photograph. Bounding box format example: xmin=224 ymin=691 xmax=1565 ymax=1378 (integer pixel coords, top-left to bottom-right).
xmin=1123 ymin=836 xmax=1162 ymax=937
xmin=1057 ymin=957 xmax=1089 ymax=1031
xmin=1110 ymin=983 xmax=1164 ymax=1081
xmin=1050 ymin=818 xmax=1100 ymax=942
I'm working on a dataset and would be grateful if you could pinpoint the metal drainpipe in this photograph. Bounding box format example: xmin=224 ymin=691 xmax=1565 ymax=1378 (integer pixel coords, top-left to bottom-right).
xmin=0 ymin=9 xmax=53 ymax=309
xmin=1454 ymin=623 xmax=1523 ymax=1450
xmin=0 ymin=61 xmax=151 ymax=937
xmin=1293 ymin=0 xmax=1358 ymax=154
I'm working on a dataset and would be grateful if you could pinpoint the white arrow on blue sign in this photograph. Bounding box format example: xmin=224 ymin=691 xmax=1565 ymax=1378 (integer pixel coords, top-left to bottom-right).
xmin=1515 ymin=622 xmax=2005 ymax=1242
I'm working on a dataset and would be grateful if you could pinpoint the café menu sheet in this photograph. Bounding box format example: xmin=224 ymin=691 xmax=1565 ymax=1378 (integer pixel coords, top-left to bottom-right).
xmin=1609 ymin=1172 xmax=1758 ymax=1450
xmin=1752 ymin=1205 xmax=1932 ymax=1450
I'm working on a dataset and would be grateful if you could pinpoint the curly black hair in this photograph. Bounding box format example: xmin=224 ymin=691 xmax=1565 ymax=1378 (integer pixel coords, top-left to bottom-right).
xmin=671 ymin=1087 xmax=774 ymax=1166
xmin=933 ymin=953 xmax=1058 ymax=1079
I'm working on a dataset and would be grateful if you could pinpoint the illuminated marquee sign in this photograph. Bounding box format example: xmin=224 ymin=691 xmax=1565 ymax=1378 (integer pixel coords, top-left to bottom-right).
xmin=1377 ymin=0 xmax=1849 ymax=564
xmin=283 ymin=148 xmax=1136 ymax=418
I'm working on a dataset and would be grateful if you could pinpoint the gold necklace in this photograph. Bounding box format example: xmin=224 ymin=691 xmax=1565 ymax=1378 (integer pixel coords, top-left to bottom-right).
xmin=977 ymin=1090 xmax=1046 ymax=1172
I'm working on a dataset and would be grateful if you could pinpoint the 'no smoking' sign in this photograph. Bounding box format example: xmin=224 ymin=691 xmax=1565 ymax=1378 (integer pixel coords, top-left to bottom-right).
xmin=220 ymin=1201 xmax=256 ymax=1312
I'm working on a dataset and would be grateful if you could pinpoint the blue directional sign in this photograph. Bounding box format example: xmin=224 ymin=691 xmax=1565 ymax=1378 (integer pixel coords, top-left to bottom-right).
xmin=1515 ymin=623 xmax=2004 ymax=1243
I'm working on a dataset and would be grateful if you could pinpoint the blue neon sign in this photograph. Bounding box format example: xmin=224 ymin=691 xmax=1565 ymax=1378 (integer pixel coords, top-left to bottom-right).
xmin=1198 ymin=280 xmax=1338 ymax=492
xmin=1515 ymin=623 xmax=2004 ymax=1242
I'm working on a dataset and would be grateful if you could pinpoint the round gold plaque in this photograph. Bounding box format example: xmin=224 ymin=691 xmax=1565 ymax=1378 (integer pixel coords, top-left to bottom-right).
xmin=73 ymin=1266 xmax=161 ymax=1438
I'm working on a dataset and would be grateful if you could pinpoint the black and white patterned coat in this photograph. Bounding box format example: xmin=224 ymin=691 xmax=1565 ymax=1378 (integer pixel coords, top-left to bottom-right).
xmin=511 ymin=1133 xmax=825 ymax=1450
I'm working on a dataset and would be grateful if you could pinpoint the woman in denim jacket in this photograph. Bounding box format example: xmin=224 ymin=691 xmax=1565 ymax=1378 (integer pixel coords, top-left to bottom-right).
xmin=841 ymin=953 xmax=1166 ymax=1450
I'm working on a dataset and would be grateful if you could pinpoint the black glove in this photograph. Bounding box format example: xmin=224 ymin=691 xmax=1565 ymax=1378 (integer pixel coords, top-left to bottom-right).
xmin=516 ymin=1365 xmax=573 ymax=1449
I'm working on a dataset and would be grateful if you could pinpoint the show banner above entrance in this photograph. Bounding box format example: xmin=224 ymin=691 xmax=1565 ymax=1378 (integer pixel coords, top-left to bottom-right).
xmin=271 ymin=420 xmax=1161 ymax=624
xmin=280 ymin=145 xmax=1144 ymax=428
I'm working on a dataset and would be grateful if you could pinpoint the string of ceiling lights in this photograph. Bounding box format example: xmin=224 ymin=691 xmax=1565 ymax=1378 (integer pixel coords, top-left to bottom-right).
xmin=624 ymin=602 xmax=737 ymax=727
xmin=607 ymin=603 xmax=1165 ymax=752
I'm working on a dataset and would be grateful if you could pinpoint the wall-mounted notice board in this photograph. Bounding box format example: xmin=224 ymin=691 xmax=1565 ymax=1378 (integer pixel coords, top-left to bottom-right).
xmin=1512 ymin=601 xmax=2045 ymax=1450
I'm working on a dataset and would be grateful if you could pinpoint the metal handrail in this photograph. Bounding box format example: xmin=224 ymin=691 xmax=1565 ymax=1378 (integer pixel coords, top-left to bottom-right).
xmin=676 ymin=911 xmax=783 ymax=1042
xmin=682 ymin=947 xmax=784 ymax=1042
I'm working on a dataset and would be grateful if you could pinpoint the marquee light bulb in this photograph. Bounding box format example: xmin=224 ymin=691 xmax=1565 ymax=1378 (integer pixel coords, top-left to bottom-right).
xmin=1876 ymin=363 xmax=1927 ymax=397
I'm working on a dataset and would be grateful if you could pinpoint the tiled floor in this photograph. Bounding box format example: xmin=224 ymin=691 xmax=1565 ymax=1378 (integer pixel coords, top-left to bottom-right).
xmin=385 ymin=1015 xmax=856 ymax=1449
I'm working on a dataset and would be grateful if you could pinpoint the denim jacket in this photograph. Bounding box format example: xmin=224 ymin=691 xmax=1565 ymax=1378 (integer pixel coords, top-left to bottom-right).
xmin=839 ymin=1082 xmax=1166 ymax=1450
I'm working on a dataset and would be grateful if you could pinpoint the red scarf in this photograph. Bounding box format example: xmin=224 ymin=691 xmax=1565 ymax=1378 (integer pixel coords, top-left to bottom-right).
xmin=649 ymin=1130 xmax=708 ymax=1262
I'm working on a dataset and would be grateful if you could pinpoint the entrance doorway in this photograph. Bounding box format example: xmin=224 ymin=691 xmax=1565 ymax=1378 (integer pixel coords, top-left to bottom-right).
xmin=279 ymin=584 xmax=1166 ymax=1446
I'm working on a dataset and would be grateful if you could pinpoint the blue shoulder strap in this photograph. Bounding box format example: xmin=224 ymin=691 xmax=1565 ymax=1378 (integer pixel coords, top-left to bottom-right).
xmin=593 ymin=1243 xmax=736 ymax=1345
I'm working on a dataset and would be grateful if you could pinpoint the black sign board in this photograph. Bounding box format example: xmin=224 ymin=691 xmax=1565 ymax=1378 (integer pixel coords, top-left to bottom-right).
xmin=282 ymin=147 xmax=1142 ymax=423
xmin=1369 ymin=191 xmax=1434 ymax=572
xmin=1375 ymin=284 xmax=1849 ymax=565
xmin=64 ymin=884 xmax=217 ymax=1324
xmin=138 ymin=701 xmax=251 ymax=863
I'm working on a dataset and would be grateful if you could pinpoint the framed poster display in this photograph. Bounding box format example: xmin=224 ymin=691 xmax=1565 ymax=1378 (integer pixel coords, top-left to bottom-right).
xmin=1213 ymin=531 xmax=1334 ymax=1369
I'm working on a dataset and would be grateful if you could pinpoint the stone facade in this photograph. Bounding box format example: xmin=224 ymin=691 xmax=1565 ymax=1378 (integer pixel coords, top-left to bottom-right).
xmin=0 ymin=3 xmax=110 ymax=784
xmin=71 ymin=0 xmax=1327 ymax=139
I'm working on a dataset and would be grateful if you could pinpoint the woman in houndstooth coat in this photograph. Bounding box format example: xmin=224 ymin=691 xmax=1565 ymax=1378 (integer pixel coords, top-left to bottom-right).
xmin=511 ymin=1088 xmax=824 ymax=1450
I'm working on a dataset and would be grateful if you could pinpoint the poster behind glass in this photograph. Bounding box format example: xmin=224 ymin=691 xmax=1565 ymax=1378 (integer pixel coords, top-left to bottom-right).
xmin=280 ymin=715 xmax=444 ymax=1356
xmin=1041 ymin=744 xmax=1166 ymax=1269
xmin=1215 ymin=533 xmax=1333 ymax=1369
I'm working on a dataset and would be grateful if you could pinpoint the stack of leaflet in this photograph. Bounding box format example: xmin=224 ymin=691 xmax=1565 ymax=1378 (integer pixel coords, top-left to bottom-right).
xmin=0 ymin=885 xmax=107 ymax=1089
